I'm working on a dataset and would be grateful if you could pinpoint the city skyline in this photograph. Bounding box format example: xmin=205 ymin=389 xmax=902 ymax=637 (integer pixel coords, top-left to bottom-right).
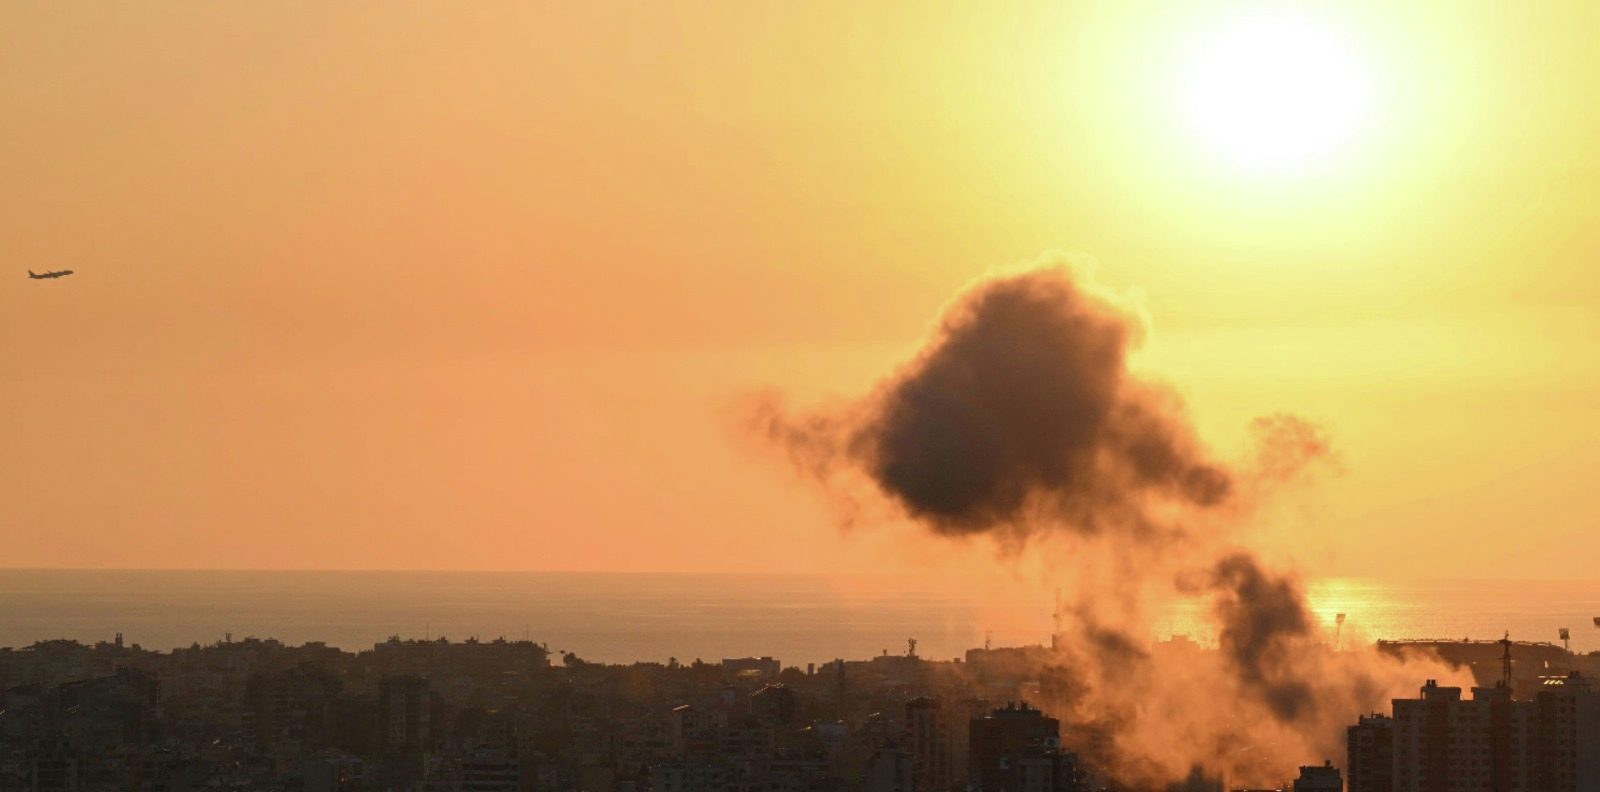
xmin=4 ymin=3 xmax=1599 ymax=787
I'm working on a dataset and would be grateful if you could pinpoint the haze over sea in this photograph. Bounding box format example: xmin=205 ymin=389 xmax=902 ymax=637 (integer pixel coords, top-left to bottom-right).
xmin=2 ymin=570 xmax=1596 ymax=666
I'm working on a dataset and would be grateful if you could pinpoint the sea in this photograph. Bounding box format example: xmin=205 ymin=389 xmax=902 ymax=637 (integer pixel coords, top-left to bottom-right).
xmin=1 ymin=570 xmax=1596 ymax=667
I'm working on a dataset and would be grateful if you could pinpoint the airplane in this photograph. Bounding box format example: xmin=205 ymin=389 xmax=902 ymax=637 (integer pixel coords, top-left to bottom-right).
xmin=27 ymin=269 xmax=74 ymax=279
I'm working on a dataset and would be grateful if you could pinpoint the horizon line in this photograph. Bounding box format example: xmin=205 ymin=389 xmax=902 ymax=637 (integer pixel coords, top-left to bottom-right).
xmin=0 ymin=566 xmax=1591 ymax=585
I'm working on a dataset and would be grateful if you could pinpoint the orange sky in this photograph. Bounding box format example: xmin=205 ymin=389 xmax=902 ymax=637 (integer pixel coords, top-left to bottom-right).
xmin=3 ymin=1 xmax=1598 ymax=577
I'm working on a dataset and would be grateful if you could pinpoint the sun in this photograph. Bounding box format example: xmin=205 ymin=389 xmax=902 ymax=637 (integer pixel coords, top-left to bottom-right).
xmin=1177 ymin=13 xmax=1375 ymax=173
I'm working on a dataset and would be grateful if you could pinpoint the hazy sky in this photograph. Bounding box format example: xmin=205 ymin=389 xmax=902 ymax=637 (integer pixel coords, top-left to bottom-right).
xmin=4 ymin=1 xmax=1597 ymax=577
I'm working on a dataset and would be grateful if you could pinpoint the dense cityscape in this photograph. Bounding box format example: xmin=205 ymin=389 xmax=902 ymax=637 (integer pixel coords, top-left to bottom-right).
xmin=3 ymin=628 xmax=1596 ymax=792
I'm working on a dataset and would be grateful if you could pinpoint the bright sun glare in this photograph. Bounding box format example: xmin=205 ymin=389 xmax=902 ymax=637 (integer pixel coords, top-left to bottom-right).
xmin=1179 ymin=13 xmax=1375 ymax=173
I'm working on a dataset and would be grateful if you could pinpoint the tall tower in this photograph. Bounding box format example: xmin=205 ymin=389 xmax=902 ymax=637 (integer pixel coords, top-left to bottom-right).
xmin=1500 ymin=631 xmax=1513 ymax=691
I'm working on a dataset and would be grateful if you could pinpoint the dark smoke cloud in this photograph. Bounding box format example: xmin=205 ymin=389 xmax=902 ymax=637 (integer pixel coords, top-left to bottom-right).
xmin=754 ymin=265 xmax=1230 ymax=541
xmin=749 ymin=261 xmax=1459 ymax=784
xmin=1207 ymin=553 xmax=1315 ymax=721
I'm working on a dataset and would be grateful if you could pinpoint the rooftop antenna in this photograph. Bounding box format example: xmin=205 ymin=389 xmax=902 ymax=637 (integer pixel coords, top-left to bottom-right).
xmin=1500 ymin=631 xmax=1513 ymax=691
xmin=1560 ymin=627 xmax=1571 ymax=653
xmin=1334 ymin=613 xmax=1346 ymax=652
xmin=985 ymin=630 xmax=993 ymax=651
xmin=907 ymin=637 xmax=918 ymax=658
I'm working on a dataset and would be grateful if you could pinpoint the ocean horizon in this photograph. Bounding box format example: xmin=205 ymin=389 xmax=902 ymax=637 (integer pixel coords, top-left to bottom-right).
xmin=2 ymin=569 xmax=1597 ymax=667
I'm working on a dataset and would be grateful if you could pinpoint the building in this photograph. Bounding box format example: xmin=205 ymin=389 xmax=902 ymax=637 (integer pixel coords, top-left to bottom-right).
xmin=750 ymin=683 xmax=797 ymax=725
xmin=1292 ymin=761 xmax=1341 ymax=792
xmin=378 ymin=675 xmax=431 ymax=782
xmin=1347 ymin=714 xmax=1395 ymax=792
xmin=243 ymin=664 xmax=341 ymax=752
xmin=906 ymin=696 xmax=954 ymax=791
xmin=651 ymin=761 xmax=731 ymax=792
xmin=720 ymin=656 xmax=781 ymax=683
xmin=460 ymin=748 xmax=520 ymax=792
xmin=370 ymin=636 xmax=549 ymax=678
xmin=951 ymin=697 xmax=991 ymax=784
xmin=968 ymin=702 xmax=1082 ymax=791
xmin=667 ymin=703 xmax=722 ymax=757
xmin=1391 ymin=679 xmax=1527 ymax=792
xmin=26 ymin=738 xmax=78 ymax=792
xmin=1531 ymin=672 xmax=1600 ymax=791
xmin=865 ymin=743 xmax=914 ymax=792
xmin=1368 ymin=672 xmax=1600 ymax=792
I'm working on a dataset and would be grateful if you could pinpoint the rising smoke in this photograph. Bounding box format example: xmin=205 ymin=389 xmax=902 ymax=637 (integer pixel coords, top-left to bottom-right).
xmin=754 ymin=264 xmax=1231 ymax=543
xmin=750 ymin=261 xmax=1462 ymax=785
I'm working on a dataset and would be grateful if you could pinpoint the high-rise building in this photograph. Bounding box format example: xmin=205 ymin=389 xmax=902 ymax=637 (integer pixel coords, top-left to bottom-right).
xmin=1391 ymin=679 xmax=1528 ymax=792
xmin=378 ymin=674 xmax=431 ymax=782
xmin=968 ymin=702 xmax=1083 ymax=791
xmin=1531 ymin=672 xmax=1600 ymax=791
xmin=1347 ymin=713 xmax=1396 ymax=792
xmin=907 ymin=696 xmax=954 ymax=791
xmin=952 ymin=697 xmax=991 ymax=784
xmin=1364 ymin=672 xmax=1600 ymax=792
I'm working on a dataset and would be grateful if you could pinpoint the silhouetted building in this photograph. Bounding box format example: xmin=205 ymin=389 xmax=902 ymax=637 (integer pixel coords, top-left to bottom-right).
xmin=1292 ymin=761 xmax=1341 ymax=792
xmin=1531 ymin=672 xmax=1600 ymax=791
xmin=371 ymin=636 xmax=549 ymax=678
xmin=969 ymin=702 xmax=1082 ymax=791
xmin=865 ymin=743 xmax=914 ymax=792
xmin=906 ymin=696 xmax=954 ymax=791
xmin=1371 ymin=673 xmax=1600 ymax=792
xmin=26 ymin=738 xmax=78 ymax=792
xmin=1347 ymin=713 xmax=1395 ymax=792
xmin=668 ymin=703 xmax=721 ymax=757
xmin=378 ymin=675 xmax=431 ymax=782
xmin=244 ymin=663 xmax=341 ymax=752
xmin=652 ymin=761 xmax=731 ymax=792
xmin=750 ymin=682 xmax=798 ymax=725
xmin=1392 ymin=679 xmax=1527 ymax=792
xmin=51 ymin=667 xmax=160 ymax=748
xmin=721 ymin=656 xmax=781 ymax=683
xmin=460 ymin=748 xmax=520 ymax=792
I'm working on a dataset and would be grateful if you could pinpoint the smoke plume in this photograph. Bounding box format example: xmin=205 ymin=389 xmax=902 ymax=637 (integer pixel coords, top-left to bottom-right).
xmin=750 ymin=261 xmax=1462 ymax=785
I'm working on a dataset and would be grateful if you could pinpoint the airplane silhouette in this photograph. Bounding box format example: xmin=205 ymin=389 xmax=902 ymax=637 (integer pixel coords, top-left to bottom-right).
xmin=27 ymin=269 xmax=74 ymax=279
